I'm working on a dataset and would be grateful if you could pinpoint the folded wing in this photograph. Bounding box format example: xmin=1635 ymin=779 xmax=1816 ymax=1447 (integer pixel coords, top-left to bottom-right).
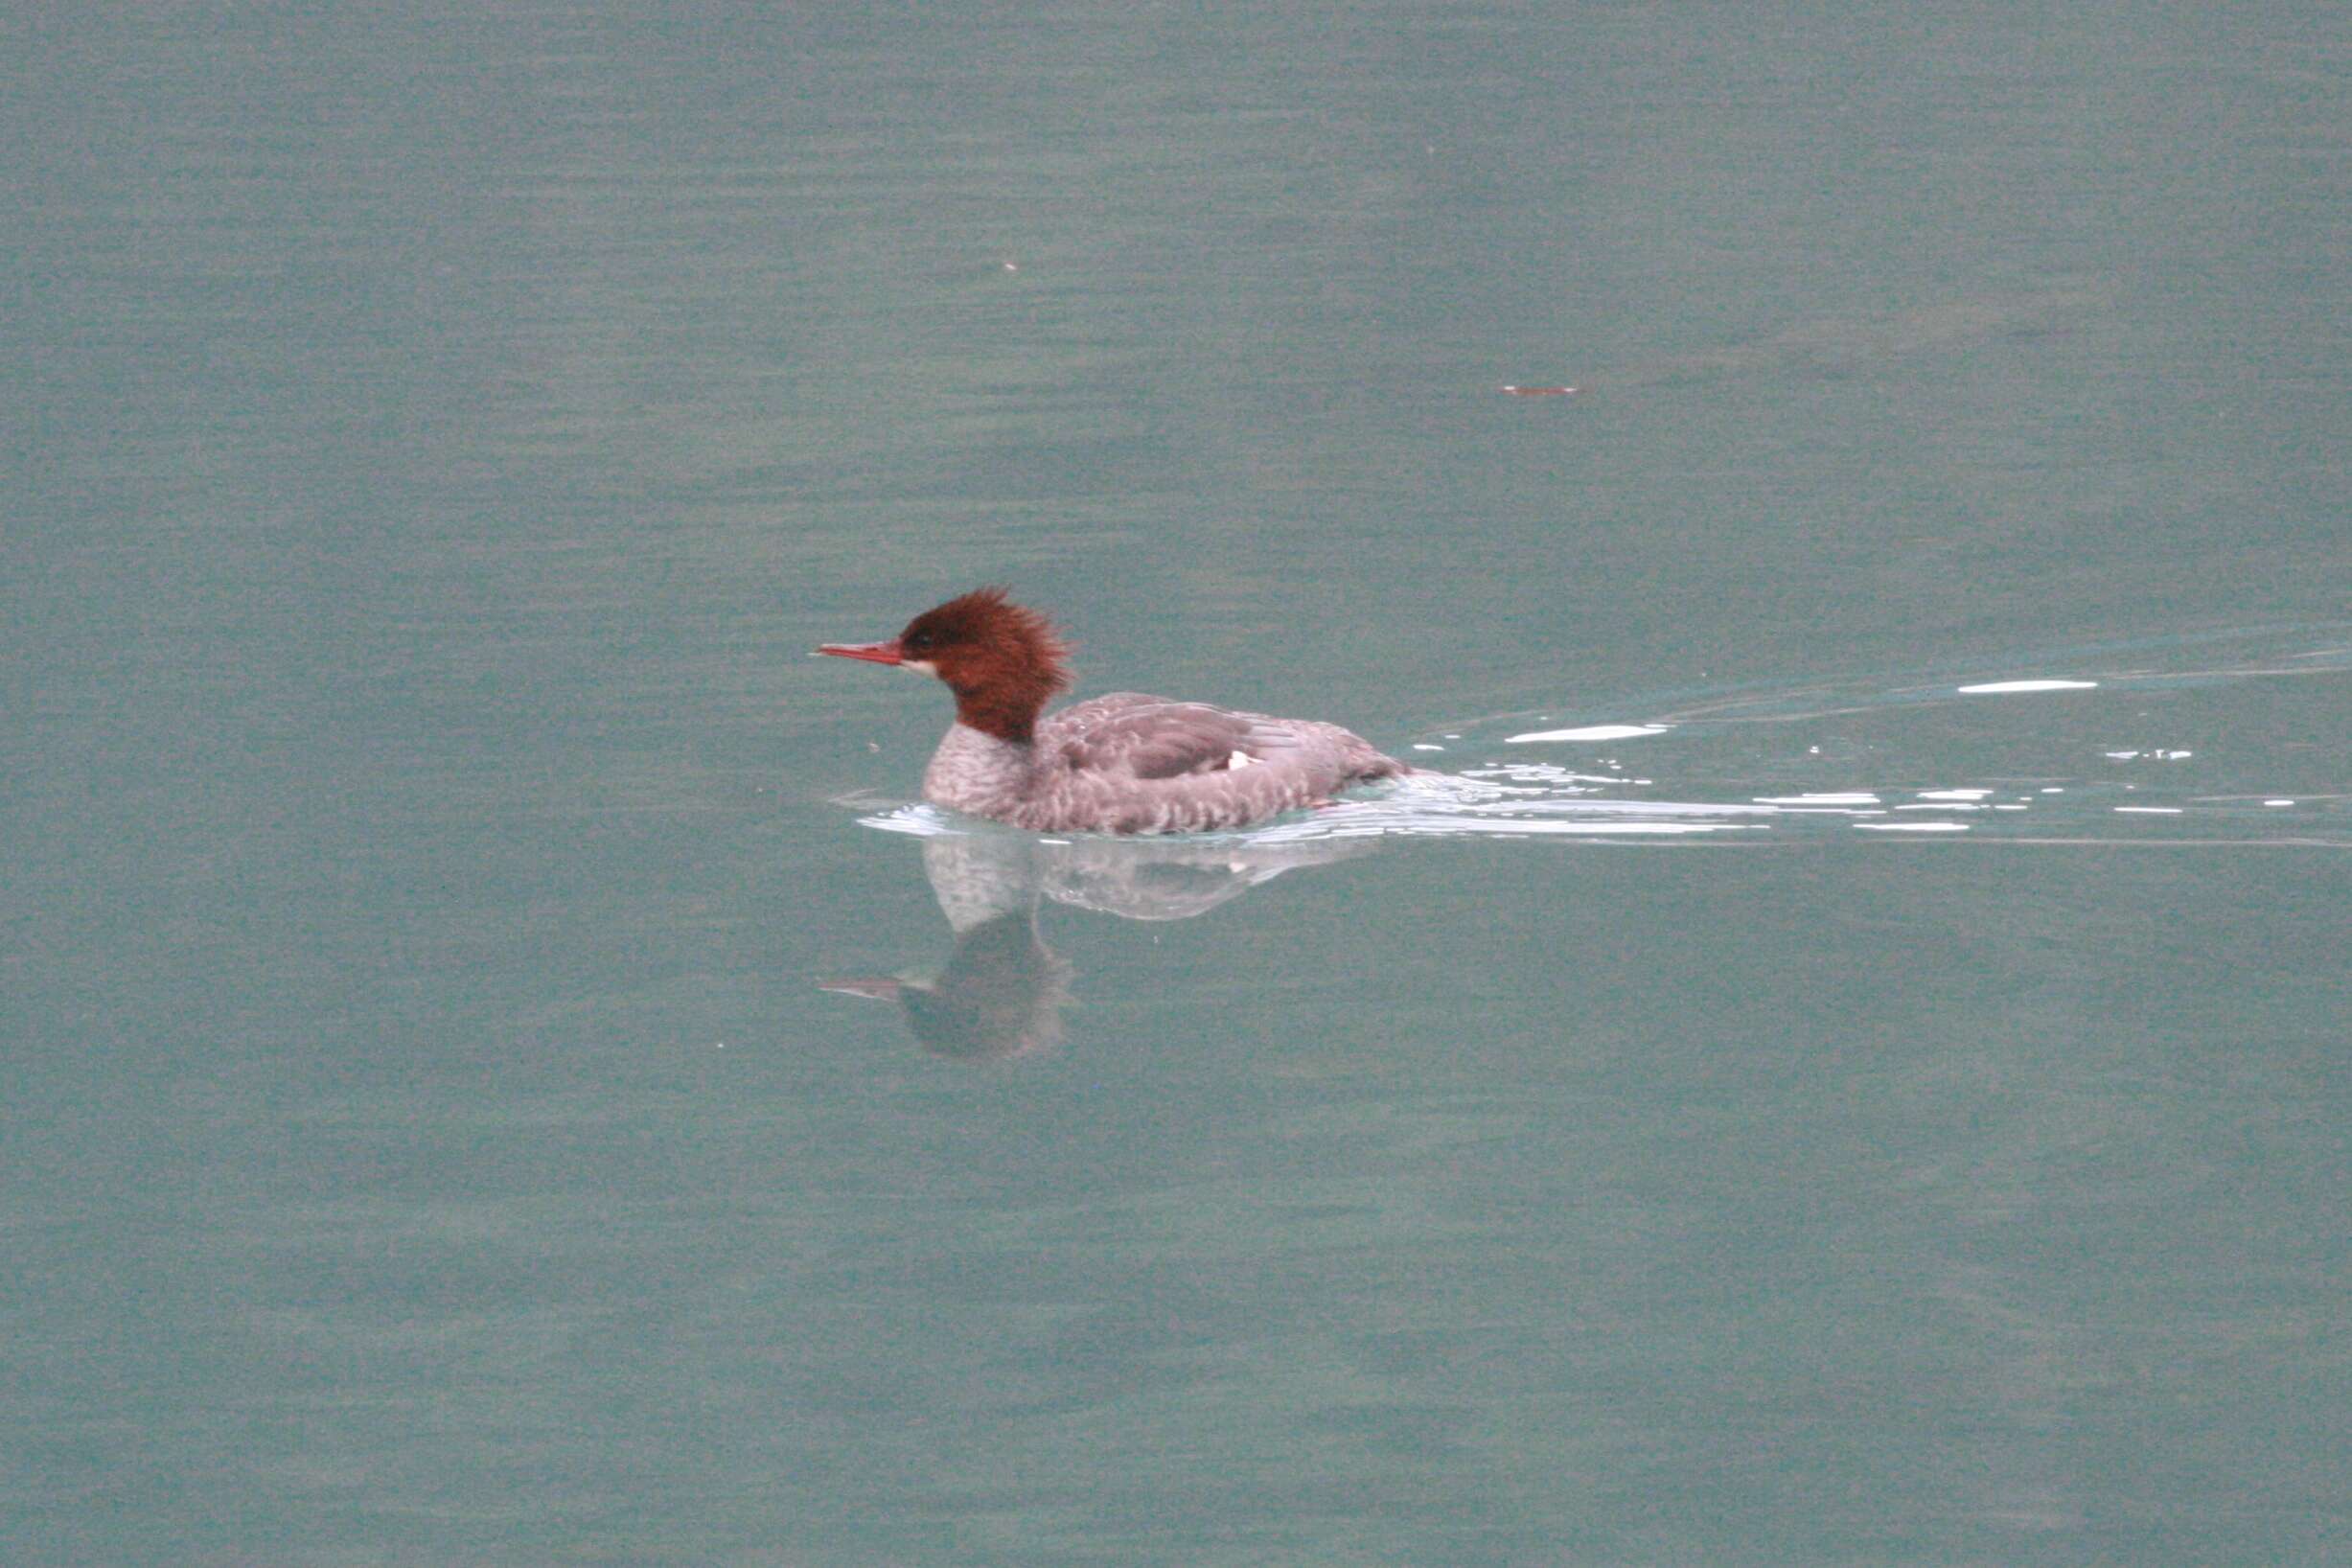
xmin=1050 ymin=696 xmax=1278 ymax=780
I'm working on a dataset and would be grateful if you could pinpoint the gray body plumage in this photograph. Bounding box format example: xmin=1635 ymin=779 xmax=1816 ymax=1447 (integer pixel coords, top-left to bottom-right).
xmin=924 ymin=692 xmax=1402 ymax=835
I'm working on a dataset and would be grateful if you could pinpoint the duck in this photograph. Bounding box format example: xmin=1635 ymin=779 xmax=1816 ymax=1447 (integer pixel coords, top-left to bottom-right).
xmin=819 ymin=588 xmax=1403 ymax=834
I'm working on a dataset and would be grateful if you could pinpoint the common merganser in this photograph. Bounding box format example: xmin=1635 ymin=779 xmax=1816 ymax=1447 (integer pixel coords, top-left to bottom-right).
xmin=819 ymin=588 xmax=1404 ymax=835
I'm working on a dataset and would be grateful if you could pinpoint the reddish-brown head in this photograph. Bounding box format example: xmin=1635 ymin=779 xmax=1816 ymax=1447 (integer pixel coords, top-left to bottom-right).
xmin=819 ymin=588 xmax=1072 ymax=743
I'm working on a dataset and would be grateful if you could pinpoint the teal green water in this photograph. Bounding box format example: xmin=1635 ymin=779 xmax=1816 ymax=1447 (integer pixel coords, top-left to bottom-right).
xmin=6 ymin=6 xmax=2348 ymax=1564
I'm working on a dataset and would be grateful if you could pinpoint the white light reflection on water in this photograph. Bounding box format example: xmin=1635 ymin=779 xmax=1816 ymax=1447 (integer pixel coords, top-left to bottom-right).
xmin=1504 ymin=722 xmax=1672 ymax=743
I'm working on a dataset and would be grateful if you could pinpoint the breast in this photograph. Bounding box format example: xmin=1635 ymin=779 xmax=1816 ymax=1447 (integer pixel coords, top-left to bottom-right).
xmin=923 ymin=723 xmax=1044 ymax=821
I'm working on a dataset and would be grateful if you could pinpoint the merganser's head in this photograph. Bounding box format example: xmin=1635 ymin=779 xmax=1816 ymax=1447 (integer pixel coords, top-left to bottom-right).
xmin=819 ymin=588 xmax=1072 ymax=743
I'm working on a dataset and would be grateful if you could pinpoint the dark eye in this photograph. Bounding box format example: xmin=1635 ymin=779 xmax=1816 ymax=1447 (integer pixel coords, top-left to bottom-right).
xmin=905 ymin=630 xmax=936 ymax=655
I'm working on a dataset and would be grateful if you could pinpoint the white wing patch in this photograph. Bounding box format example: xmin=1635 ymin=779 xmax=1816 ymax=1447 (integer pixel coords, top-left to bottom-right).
xmin=1228 ymin=750 xmax=1257 ymax=770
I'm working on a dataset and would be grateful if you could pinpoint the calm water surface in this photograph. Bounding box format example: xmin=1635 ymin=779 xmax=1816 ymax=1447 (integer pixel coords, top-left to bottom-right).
xmin=6 ymin=4 xmax=2348 ymax=1564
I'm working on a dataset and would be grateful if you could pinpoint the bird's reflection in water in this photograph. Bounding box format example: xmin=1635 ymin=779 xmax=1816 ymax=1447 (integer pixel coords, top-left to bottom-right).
xmin=822 ymin=828 xmax=1372 ymax=1061
xmin=820 ymin=910 xmax=1073 ymax=1061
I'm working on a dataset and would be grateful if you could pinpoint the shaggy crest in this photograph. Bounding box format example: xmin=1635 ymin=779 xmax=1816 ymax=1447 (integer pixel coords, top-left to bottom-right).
xmin=899 ymin=587 xmax=1072 ymax=742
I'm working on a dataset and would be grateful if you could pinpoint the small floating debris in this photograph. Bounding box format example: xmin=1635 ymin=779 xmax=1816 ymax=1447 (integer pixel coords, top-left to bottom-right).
xmin=1500 ymin=384 xmax=1578 ymax=397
